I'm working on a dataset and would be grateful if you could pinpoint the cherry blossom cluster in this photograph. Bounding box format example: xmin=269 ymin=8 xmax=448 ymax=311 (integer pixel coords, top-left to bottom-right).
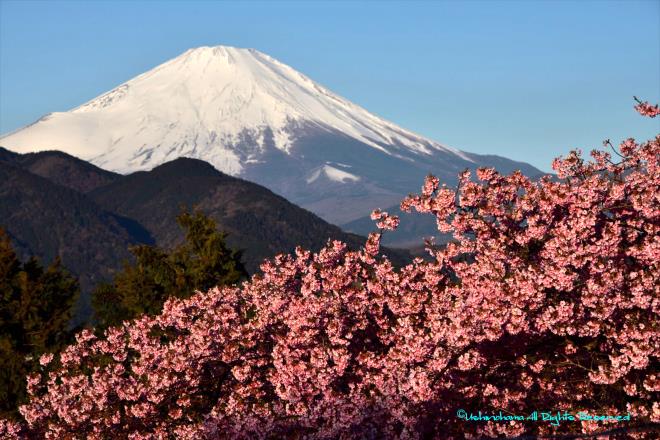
xmin=2 ymin=102 xmax=658 ymax=439
xmin=370 ymin=209 xmax=400 ymax=231
xmin=634 ymin=96 xmax=660 ymax=118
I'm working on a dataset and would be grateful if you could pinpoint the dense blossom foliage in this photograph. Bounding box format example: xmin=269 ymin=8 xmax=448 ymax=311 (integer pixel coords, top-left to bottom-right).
xmin=1 ymin=103 xmax=658 ymax=439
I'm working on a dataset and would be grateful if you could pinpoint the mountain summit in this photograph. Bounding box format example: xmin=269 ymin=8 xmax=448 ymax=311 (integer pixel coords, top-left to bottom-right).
xmin=1 ymin=45 xmax=542 ymax=224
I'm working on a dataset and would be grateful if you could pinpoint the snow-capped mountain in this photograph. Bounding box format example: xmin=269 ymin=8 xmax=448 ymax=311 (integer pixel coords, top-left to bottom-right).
xmin=0 ymin=46 xmax=542 ymax=224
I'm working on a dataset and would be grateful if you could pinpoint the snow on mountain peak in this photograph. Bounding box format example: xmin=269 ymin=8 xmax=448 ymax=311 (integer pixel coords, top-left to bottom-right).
xmin=0 ymin=45 xmax=549 ymax=226
xmin=1 ymin=45 xmax=471 ymax=174
xmin=306 ymin=164 xmax=361 ymax=184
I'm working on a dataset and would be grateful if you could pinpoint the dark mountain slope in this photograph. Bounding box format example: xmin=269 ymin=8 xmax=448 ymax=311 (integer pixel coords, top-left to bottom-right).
xmin=0 ymin=149 xmax=410 ymax=322
xmin=0 ymin=146 xmax=120 ymax=193
xmin=91 ymin=158 xmax=410 ymax=273
xmin=0 ymin=146 xmax=20 ymax=163
xmin=0 ymin=161 xmax=152 ymax=320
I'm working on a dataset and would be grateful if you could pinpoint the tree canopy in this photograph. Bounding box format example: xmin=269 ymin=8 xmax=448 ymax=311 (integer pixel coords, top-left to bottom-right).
xmin=0 ymin=229 xmax=79 ymax=419
xmin=92 ymin=210 xmax=247 ymax=328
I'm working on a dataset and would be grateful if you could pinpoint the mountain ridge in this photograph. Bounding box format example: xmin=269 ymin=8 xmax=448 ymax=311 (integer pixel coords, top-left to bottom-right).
xmin=0 ymin=150 xmax=411 ymax=322
xmin=0 ymin=158 xmax=152 ymax=320
xmin=89 ymin=156 xmax=411 ymax=273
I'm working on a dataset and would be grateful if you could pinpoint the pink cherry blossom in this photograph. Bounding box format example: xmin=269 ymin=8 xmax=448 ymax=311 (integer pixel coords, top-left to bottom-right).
xmin=4 ymin=99 xmax=658 ymax=439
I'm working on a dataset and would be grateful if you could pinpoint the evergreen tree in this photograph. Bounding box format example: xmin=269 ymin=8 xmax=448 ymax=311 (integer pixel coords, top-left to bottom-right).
xmin=0 ymin=229 xmax=79 ymax=419
xmin=92 ymin=210 xmax=247 ymax=329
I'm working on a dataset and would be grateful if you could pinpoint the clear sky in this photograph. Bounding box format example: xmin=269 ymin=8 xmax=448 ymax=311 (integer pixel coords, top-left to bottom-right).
xmin=1 ymin=0 xmax=658 ymax=172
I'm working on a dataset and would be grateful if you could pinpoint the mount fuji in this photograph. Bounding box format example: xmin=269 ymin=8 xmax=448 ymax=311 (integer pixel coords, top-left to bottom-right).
xmin=1 ymin=46 xmax=542 ymax=224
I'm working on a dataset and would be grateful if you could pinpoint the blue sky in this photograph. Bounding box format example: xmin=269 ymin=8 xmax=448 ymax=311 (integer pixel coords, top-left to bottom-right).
xmin=1 ymin=0 xmax=658 ymax=172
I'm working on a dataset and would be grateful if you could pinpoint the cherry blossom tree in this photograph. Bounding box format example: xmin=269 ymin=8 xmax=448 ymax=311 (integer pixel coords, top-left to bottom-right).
xmin=2 ymin=100 xmax=658 ymax=439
